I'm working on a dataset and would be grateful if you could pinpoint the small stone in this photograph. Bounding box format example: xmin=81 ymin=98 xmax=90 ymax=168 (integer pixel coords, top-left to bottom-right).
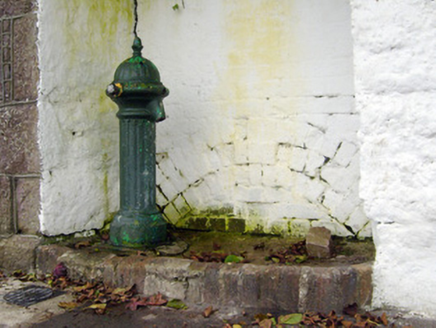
xmin=306 ymin=227 xmax=333 ymax=259
xmin=155 ymin=240 xmax=189 ymax=256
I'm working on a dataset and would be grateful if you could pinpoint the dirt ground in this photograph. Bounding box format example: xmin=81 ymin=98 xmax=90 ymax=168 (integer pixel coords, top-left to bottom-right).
xmin=67 ymin=229 xmax=375 ymax=266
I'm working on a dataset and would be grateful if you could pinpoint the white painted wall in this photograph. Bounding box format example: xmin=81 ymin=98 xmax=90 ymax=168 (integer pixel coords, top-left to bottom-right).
xmin=352 ymin=0 xmax=436 ymax=315
xmin=38 ymin=0 xmax=366 ymax=237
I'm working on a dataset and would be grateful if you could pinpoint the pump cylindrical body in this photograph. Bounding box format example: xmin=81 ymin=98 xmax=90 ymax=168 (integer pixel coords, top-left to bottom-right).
xmin=119 ymin=118 xmax=156 ymax=213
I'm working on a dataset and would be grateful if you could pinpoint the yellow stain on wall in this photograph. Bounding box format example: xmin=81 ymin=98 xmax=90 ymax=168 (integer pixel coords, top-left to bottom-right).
xmin=222 ymin=0 xmax=301 ymax=105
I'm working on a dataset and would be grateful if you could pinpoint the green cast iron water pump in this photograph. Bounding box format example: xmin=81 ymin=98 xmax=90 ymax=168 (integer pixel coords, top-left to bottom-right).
xmin=106 ymin=36 xmax=169 ymax=248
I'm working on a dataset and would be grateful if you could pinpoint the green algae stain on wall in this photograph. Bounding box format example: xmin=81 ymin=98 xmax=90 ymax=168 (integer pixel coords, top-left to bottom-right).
xmin=61 ymin=0 xmax=134 ymax=70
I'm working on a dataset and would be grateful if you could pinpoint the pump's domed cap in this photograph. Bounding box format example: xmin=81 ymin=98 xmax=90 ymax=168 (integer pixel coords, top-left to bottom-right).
xmin=109 ymin=36 xmax=168 ymax=98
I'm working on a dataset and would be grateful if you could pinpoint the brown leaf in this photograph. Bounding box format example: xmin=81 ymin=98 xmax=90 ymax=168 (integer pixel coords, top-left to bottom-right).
xmin=73 ymin=282 xmax=95 ymax=292
xmin=58 ymin=302 xmax=80 ymax=310
xmin=259 ymin=319 xmax=273 ymax=328
xmin=213 ymin=242 xmax=221 ymax=251
xmin=253 ymin=242 xmax=265 ymax=250
xmin=203 ymin=305 xmax=213 ymax=318
xmin=327 ymin=310 xmax=337 ymax=320
xmin=354 ymin=321 xmax=367 ymax=328
xmin=254 ymin=313 xmax=270 ymax=322
xmin=379 ymin=312 xmax=388 ymax=326
xmin=125 ymin=297 xmax=148 ymax=311
xmin=113 ymin=285 xmax=134 ymax=295
xmin=87 ymin=303 xmax=107 ymax=315
xmin=52 ymin=263 xmax=68 ymax=279
xmin=101 ymin=233 xmax=109 ymax=241
xmin=74 ymin=240 xmax=91 ymax=249
xmin=146 ymin=293 xmax=168 ymax=306
xmin=343 ymin=303 xmax=358 ymax=316
xmin=341 ymin=321 xmax=353 ymax=328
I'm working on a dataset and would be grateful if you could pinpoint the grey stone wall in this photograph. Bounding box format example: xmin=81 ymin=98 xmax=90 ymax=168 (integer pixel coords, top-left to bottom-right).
xmin=0 ymin=0 xmax=40 ymax=235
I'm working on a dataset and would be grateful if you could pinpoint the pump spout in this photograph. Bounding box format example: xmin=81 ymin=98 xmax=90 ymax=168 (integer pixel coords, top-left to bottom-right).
xmin=146 ymin=98 xmax=166 ymax=122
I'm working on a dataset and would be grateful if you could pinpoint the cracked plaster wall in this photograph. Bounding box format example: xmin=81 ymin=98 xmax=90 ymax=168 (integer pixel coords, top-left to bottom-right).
xmin=37 ymin=0 xmax=368 ymax=238
xmin=352 ymin=0 xmax=436 ymax=315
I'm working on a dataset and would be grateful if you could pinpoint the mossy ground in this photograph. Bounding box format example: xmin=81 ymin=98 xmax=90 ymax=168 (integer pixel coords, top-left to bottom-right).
xmin=55 ymin=229 xmax=375 ymax=266
xmin=172 ymin=230 xmax=375 ymax=266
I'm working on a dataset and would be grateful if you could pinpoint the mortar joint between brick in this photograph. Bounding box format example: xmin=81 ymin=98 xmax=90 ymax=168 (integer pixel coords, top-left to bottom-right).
xmin=0 ymin=11 xmax=37 ymax=22
xmin=10 ymin=176 xmax=17 ymax=234
xmin=0 ymin=100 xmax=38 ymax=109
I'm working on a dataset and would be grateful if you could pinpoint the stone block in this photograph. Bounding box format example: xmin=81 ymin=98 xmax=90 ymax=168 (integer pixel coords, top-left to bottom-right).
xmin=13 ymin=13 xmax=39 ymax=102
xmin=0 ymin=234 xmax=40 ymax=272
xmin=202 ymin=263 xmax=222 ymax=304
xmin=306 ymin=226 xmax=333 ymax=258
xmin=183 ymin=217 xmax=208 ymax=231
xmin=258 ymin=265 xmax=301 ymax=311
xmin=16 ymin=177 xmax=40 ymax=234
xmin=217 ymin=264 xmax=241 ymax=307
xmin=0 ymin=0 xmax=36 ymax=18
xmin=209 ymin=218 xmax=226 ymax=231
xmin=228 ymin=218 xmax=245 ymax=233
xmin=56 ymin=248 xmax=117 ymax=283
xmin=352 ymin=262 xmax=373 ymax=307
xmin=35 ymin=244 xmax=70 ymax=276
xmin=0 ymin=176 xmax=12 ymax=234
xmin=162 ymin=202 xmax=180 ymax=224
xmin=0 ymin=104 xmax=40 ymax=174
xmin=298 ymin=266 xmax=351 ymax=313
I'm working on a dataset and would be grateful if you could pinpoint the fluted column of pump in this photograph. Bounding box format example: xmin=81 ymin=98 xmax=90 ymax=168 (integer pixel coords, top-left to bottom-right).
xmin=106 ymin=36 xmax=169 ymax=248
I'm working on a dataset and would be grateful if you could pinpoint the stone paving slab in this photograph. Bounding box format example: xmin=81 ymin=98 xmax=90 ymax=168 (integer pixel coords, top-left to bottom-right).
xmin=35 ymin=244 xmax=372 ymax=314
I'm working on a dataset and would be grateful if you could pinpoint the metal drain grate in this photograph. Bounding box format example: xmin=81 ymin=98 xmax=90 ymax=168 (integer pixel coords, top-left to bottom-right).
xmin=3 ymin=285 xmax=54 ymax=307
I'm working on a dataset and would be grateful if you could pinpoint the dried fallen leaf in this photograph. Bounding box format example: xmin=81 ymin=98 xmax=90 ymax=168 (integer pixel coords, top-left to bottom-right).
xmin=87 ymin=303 xmax=107 ymax=315
xmin=203 ymin=305 xmax=213 ymax=318
xmin=58 ymin=302 xmax=80 ymax=310
xmin=380 ymin=312 xmax=388 ymax=326
xmin=74 ymin=240 xmax=91 ymax=249
xmin=343 ymin=303 xmax=358 ymax=316
xmin=73 ymin=282 xmax=95 ymax=292
xmin=125 ymin=297 xmax=148 ymax=311
xmin=146 ymin=293 xmax=167 ymax=306
xmin=253 ymin=242 xmax=265 ymax=250
xmin=254 ymin=313 xmax=271 ymax=322
xmin=87 ymin=303 xmax=106 ymax=310
xmin=100 ymin=233 xmax=109 ymax=241
xmin=341 ymin=320 xmax=353 ymax=328
xmin=259 ymin=318 xmax=275 ymax=328
xmin=113 ymin=285 xmax=134 ymax=296
xmin=53 ymin=263 xmax=68 ymax=279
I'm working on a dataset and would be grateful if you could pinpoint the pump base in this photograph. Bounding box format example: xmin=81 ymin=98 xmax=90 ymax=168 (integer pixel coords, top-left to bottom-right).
xmin=109 ymin=211 xmax=167 ymax=248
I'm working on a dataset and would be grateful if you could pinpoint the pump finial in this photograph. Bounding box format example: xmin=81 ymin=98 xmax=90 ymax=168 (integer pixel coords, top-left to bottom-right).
xmin=132 ymin=36 xmax=143 ymax=57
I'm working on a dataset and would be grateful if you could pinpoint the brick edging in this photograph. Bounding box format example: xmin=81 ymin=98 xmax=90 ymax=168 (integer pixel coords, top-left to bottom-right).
xmin=36 ymin=244 xmax=372 ymax=313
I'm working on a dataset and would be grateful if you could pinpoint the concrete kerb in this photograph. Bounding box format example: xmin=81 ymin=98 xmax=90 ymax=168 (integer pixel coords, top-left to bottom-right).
xmin=34 ymin=244 xmax=373 ymax=314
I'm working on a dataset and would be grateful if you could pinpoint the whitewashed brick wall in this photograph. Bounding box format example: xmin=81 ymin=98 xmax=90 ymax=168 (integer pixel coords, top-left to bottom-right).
xmin=352 ymin=0 xmax=436 ymax=315
xmin=38 ymin=0 xmax=368 ymax=238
